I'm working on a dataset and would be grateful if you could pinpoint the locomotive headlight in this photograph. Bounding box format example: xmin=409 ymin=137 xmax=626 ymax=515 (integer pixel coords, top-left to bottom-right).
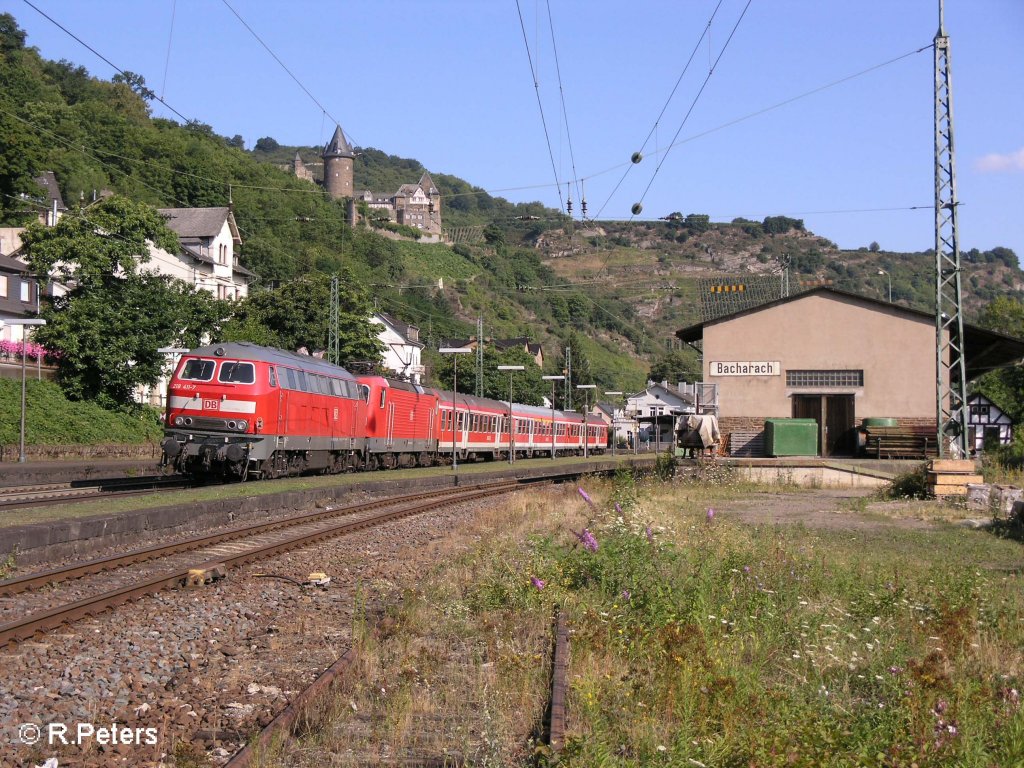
xmin=237 ymin=420 xmax=248 ymax=431
xmin=174 ymin=416 xmax=184 ymax=426
xmin=183 ymin=417 xmax=193 ymax=426
xmin=227 ymin=420 xmax=237 ymax=430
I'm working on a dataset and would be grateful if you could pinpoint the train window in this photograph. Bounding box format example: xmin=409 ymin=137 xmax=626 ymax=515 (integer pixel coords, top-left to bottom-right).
xmin=379 ymin=389 xmax=386 ymax=409
xmin=318 ymin=375 xmax=331 ymax=395
xmin=180 ymin=359 xmax=215 ymax=381
xmin=283 ymin=368 xmax=296 ymax=390
xmin=456 ymin=412 xmax=465 ymax=430
xmin=268 ymin=367 xmax=277 ymax=388
xmin=219 ymin=361 xmax=255 ymax=384
xmin=297 ymin=371 xmax=309 ymax=392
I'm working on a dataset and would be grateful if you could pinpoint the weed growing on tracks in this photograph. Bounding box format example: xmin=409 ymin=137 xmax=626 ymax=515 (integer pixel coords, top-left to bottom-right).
xmin=269 ymin=479 xmax=1024 ymax=767
xmin=0 ymin=550 xmax=15 ymax=579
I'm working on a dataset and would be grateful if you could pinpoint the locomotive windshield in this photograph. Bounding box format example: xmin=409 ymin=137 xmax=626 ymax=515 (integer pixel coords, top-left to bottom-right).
xmin=179 ymin=359 xmax=215 ymax=381
xmin=218 ymin=361 xmax=256 ymax=384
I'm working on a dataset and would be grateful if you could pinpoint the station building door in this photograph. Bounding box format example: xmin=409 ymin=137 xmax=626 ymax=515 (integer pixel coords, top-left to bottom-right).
xmin=791 ymin=394 xmax=856 ymax=456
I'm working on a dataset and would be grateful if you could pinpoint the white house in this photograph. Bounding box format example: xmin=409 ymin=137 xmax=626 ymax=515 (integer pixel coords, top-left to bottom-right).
xmin=153 ymin=207 xmax=253 ymax=300
xmin=967 ymin=393 xmax=1013 ymax=454
xmin=372 ymin=312 xmax=425 ymax=383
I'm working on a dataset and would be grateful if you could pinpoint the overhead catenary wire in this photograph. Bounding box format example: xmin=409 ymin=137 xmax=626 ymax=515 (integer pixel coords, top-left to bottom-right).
xmin=630 ymin=0 xmax=755 ymax=219
xmin=218 ymin=0 xmax=359 ymax=149
xmin=159 ymin=0 xmax=177 ymax=101
xmin=595 ymin=0 xmax=726 ymax=220
xmin=545 ymin=0 xmax=582 ymax=216
xmin=20 ymin=0 xmax=194 ymax=125
xmin=514 ymin=0 xmax=565 ymax=214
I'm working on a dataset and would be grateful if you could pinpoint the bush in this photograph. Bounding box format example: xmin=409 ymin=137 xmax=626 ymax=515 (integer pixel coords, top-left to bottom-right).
xmin=887 ymin=464 xmax=930 ymax=499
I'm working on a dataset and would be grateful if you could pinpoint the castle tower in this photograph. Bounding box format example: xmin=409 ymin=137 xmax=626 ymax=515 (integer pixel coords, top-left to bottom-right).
xmin=322 ymin=125 xmax=354 ymax=200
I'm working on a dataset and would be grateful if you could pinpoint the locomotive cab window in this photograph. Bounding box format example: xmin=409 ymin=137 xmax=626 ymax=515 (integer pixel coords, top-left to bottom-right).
xmin=268 ymin=367 xmax=277 ymax=388
xmin=379 ymin=390 xmax=386 ymax=409
xmin=219 ymin=361 xmax=255 ymax=384
xmin=180 ymin=359 xmax=216 ymax=381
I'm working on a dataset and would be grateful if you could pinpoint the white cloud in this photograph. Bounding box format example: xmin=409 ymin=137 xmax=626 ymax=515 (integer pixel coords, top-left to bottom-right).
xmin=975 ymin=147 xmax=1024 ymax=173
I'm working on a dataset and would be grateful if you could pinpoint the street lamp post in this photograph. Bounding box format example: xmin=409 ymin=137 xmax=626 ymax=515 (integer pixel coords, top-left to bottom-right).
xmin=542 ymin=374 xmax=564 ymax=459
xmin=877 ymin=270 xmax=892 ymax=303
xmin=576 ymin=384 xmax=596 ymax=458
xmin=439 ymin=347 xmax=472 ymax=477
xmin=605 ymin=391 xmax=622 ymax=456
xmin=2 ymin=319 xmax=47 ymax=463
xmin=497 ymin=365 xmax=525 ymax=464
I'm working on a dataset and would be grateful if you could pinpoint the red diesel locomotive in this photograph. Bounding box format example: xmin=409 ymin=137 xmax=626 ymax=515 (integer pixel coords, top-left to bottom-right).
xmin=162 ymin=342 xmax=606 ymax=479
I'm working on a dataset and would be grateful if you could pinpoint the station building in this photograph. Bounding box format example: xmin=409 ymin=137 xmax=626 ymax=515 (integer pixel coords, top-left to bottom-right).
xmin=675 ymin=287 xmax=1024 ymax=457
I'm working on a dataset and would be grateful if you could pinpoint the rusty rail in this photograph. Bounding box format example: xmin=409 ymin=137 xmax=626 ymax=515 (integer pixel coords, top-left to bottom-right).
xmin=0 ymin=481 xmax=515 ymax=596
xmin=0 ymin=483 xmax=520 ymax=649
xmin=549 ymin=609 xmax=570 ymax=752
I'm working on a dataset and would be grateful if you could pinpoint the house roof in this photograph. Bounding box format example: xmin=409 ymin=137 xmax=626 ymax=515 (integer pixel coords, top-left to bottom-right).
xmin=0 ymin=254 xmax=28 ymax=273
xmin=34 ymin=172 xmax=66 ymax=210
xmin=676 ymin=286 xmax=1024 ymax=381
xmin=323 ymin=125 xmax=354 ymax=158
xmin=374 ymin=312 xmax=422 ymax=346
xmin=158 ymin=207 xmax=241 ymax=244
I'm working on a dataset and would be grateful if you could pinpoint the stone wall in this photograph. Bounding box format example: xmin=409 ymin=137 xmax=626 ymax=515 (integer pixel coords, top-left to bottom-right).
xmin=0 ymin=443 xmax=160 ymax=463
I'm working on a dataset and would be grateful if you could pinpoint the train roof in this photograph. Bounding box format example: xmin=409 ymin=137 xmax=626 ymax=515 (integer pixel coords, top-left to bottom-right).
xmin=184 ymin=342 xmax=356 ymax=379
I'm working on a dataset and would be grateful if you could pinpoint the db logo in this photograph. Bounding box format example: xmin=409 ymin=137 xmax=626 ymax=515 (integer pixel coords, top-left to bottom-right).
xmin=203 ymin=399 xmax=220 ymax=410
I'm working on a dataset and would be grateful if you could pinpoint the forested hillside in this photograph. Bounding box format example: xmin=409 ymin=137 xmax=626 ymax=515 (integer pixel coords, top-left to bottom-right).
xmin=3 ymin=12 xmax=1022 ymax=405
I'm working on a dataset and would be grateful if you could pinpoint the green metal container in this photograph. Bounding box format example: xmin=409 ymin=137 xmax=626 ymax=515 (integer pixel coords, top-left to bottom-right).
xmin=764 ymin=418 xmax=819 ymax=457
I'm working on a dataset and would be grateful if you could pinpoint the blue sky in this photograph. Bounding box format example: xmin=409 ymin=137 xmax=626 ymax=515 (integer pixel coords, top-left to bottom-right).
xmin=6 ymin=0 xmax=1023 ymax=262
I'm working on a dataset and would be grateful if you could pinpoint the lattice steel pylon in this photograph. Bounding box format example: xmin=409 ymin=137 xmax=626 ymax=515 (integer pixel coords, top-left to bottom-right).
xmin=328 ymin=276 xmax=340 ymax=365
xmin=933 ymin=0 xmax=968 ymax=458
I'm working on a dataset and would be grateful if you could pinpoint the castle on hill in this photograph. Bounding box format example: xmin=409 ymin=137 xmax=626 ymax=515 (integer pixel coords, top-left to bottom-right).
xmin=293 ymin=125 xmax=442 ymax=237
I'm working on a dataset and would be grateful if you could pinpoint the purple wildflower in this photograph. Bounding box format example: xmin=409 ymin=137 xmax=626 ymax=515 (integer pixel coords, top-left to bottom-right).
xmin=706 ymin=507 xmax=715 ymax=522
xmin=888 ymin=665 xmax=903 ymax=676
xmin=645 ymin=525 xmax=654 ymax=543
xmin=621 ymin=589 xmax=631 ymax=600
xmin=573 ymin=528 xmax=599 ymax=552
xmin=577 ymin=487 xmax=597 ymax=512
xmin=743 ymin=565 xmax=751 ymax=574
xmin=615 ymin=502 xmax=623 ymax=515
xmin=530 ymin=576 xmax=546 ymax=590
xmin=934 ymin=699 xmax=948 ymax=715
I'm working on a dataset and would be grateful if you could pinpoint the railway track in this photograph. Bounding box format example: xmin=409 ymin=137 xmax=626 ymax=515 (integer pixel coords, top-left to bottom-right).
xmin=0 ymin=474 xmax=190 ymax=510
xmin=0 ymin=480 xmax=521 ymax=649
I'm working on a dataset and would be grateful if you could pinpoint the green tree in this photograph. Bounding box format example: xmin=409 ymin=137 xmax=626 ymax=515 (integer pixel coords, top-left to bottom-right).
xmin=220 ymin=272 xmax=384 ymax=368
xmin=430 ymin=344 xmax=545 ymax=405
xmin=648 ymin=348 xmax=702 ymax=385
xmin=21 ymin=196 xmax=229 ymax=408
xmin=971 ymin=297 xmax=1024 ymax=429
xmin=562 ymin=330 xmax=593 ymax=409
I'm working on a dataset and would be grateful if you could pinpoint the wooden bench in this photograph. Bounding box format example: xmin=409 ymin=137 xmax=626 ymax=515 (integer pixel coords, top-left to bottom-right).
xmin=863 ymin=426 xmax=937 ymax=460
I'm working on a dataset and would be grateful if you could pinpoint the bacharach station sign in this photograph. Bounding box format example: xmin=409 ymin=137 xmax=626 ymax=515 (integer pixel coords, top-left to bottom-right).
xmin=710 ymin=361 xmax=781 ymax=376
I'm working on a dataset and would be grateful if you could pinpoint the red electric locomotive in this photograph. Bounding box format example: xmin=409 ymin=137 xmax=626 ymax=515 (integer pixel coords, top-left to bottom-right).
xmin=358 ymin=375 xmax=440 ymax=469
xmin=161 ymin=342 xmax=366 ymax=479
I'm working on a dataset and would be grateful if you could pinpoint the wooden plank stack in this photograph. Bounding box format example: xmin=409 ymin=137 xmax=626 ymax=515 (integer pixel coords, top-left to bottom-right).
xmin=928 ymin=459 xmax=983 ymax=498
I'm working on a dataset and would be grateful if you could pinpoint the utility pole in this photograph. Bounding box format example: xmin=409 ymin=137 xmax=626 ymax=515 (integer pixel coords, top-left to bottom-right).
xmin=328 ymin=276 xmax=340 ymax=365
xmin=476 ymin=317 xmax=484 ymax=397
xmin=934 ymin=0 xmax=968 ymax=458
xmin=563 ymin=346 xmax=572 ymax=411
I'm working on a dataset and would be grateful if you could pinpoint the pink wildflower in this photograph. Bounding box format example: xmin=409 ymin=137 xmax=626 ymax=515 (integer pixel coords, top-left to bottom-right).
xmin=530 ymin=576 xmax=546 ymax=590
xmin=577 ymin=487 xmax=597 ymax=512
xmin=645 ymin=525 xmax=654 ymax=543
xmin=706 ymin=507 xmax=715 ymax=522
xmin=573 ymin=528 xmax=599 ymax=552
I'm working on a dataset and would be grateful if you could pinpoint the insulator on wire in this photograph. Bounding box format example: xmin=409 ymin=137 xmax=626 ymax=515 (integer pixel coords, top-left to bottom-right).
xmin=631 ymin=152 xmax=643 ymax=164
xmin=581 ymin=198 xmax=588 ymax=217
xmin=631 ymin=202 xmax=643 ymax=215
xmin=567 ymin=197 xmax=573 ymax=214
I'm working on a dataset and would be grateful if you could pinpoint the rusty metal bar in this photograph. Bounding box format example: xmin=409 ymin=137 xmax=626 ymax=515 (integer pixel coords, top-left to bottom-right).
xmin=549 ymin=609 xmax=569 ymax=752
xmin=224 ymin=647 xmax=358 ymax=768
